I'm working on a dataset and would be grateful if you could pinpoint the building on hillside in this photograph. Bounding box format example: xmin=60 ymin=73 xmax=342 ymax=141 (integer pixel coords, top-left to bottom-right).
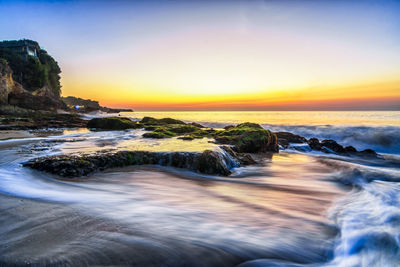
xmin=0 ymin=40 xmax=38 ymax=58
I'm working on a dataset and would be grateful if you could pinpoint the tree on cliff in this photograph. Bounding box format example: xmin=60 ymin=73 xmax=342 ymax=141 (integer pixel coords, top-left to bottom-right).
xmin=0 ymin=39 xmax=61 ymax=96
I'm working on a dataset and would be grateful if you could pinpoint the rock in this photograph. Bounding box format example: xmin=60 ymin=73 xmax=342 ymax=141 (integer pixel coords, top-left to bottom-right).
xmin=190 ymin=122 xmax=205 ymax=128
xmin=344 ymin=146 xmax=357 ymax=153
xmin=221 ymin=146 xmax=257 ymax=165
xmin=87 ymin=117 xmax=141 ymax=130
xmin=178 ymin=136 xmax=195 ymax=141
xmin=143 ymin=123 xmax=204 ymax=139
xmin=320 ymin=139 xmax=346 ymax=153
xmin=62 ymin=96 xmax=133 ymax=113
xmin=215 ymin=122 xmax=279 ymax=153
xmin=140 ymin=116 xmax=185 ymax=125
xmin=0 ymin=61 xmax=19 ymax=104
xmin=23 ymin=149 xmax=243 ymax=177
xmin=167 ymin=124 xmax=199 ymax=134
xmin=196 ymin=150 xmax=231 ymax=176
xmin=8 ymin=91 xmax=67 ymax=111
xmin=142 ymin=127 xmax=177 ymax=138
xmin=275 ymin=132 xmax=307 ymax=147
xmin=308 ymin=138 xmax=321 ymax=150
xmin=359 ymin=148 xmax=378 ymax=157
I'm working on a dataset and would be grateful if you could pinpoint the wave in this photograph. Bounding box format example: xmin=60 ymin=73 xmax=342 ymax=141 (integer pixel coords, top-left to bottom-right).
xmin=262 ymin=124 xmax=400 ymax=155
xmin=326 ymin=180 xmax=400 ymax=267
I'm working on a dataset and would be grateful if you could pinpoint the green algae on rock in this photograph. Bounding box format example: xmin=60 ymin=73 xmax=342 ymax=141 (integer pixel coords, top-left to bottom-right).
xmin=87 ymin=117 xmax=141 ymax=130
xmin=23 ymin=149 xmax=237 ymax=177
xmin=215 ymin=122 xmax=279 ymax=153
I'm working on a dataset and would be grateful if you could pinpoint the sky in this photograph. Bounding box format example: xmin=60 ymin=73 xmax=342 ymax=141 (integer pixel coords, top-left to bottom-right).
xmin=0 ymin=0 xmax=399 ymax=110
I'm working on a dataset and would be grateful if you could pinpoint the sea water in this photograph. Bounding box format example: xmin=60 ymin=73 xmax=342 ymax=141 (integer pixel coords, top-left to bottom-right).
xmin=0 ymin=111 xmax=399 ymax=266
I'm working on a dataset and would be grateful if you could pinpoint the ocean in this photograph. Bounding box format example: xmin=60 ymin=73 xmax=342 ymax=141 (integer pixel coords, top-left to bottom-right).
xmin=0 ymin=111 xmax=399 ymax=266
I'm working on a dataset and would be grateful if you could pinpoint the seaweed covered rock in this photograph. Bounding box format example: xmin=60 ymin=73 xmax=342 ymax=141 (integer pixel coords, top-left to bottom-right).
xmin=87 ymin=117 xmax=141 ymax=130
xmin=23 ymin=149 xmax=240 ymax=177
xmin=196 ymin=150 xmax=231 ymax=176
xmin=140 ymin=116 xmax=185 ymax=125
xmin=142 ymin=127 xmax=177 ymax=138
xmin=143 ymin=123 xmax=203 ymax=139
xmin=215 ymin=122 xmax=279 ymax=153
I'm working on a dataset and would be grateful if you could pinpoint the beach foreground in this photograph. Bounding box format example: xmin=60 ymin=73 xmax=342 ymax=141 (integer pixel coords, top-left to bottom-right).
xmin=0 ymin=111 xmax=399 ymax=266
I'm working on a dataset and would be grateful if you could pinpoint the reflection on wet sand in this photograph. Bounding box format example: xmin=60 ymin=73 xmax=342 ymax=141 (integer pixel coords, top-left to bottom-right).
xmin=0 ymin=153 xmax=344 ymax=266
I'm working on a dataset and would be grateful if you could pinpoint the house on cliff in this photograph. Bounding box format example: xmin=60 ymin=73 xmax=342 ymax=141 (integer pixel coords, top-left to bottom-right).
xmin=0 ymin=40 xmax=38 ymax=59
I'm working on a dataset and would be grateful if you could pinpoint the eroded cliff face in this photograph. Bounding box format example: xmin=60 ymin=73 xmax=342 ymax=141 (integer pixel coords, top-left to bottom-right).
xmin=0 ymin=61 xmax=67 ymax=111
xmin=0 ymin=61 xmax=22 ymax=104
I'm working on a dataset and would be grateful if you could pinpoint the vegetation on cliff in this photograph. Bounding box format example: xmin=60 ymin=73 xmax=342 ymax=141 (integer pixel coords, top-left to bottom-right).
xmin=0 ymin=40 xmax=61 ymax=95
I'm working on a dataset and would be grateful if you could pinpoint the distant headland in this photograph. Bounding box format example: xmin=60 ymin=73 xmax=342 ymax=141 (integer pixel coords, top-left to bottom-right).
xmin=0 ymin=39 xmax=132 ymax=114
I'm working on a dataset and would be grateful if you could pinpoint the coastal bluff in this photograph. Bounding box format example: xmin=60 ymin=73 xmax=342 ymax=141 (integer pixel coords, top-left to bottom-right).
xmin=0 ymin=39 xmax=132 ymax=114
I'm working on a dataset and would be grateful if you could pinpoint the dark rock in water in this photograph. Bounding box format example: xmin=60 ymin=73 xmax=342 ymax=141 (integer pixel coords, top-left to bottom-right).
xmin=178 ymin=136 xmax=195 ymax=141
xmin=275 ymin=132 xmax=307 ymax=147
xmin=221 ymin=146 xmax=257 ymax=165
xmin=307 ymin=138 xmax=321 ymax=150
xmin=23 ymin=149 xmax=249 ymax=177
xmin=306 ymin=137 xmax=378 ymax=158
xmin=140 ymin=116 xmax=185 ymax=125
xmin=197 ymin=150 xmax=231 ymax=175
xmin=359 ymin=148 xmax=378 ymax=157
xmin=190 ymin=122 xmax=205 ymax=128
xmin=344 ymin=146 xmax=357 ymax=153
xmin=215 ymin=122 xmax=279 ymax=153
xmin=320 ymin=139 xmax=346 ymax=154
xmin=224 ymin=125 xmax=234 ymax=130
xmin=87 ymin=117 xmax=141 ymax=130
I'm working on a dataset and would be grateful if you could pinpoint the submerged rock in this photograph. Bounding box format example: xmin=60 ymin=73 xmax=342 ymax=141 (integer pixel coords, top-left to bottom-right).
xmin=87 ymin=117 xmax=141 ymax=130
xmin=307 ymin=138 xmax=322 ymax=150
xmin=275 ymin=132 xmax=307 ymax=148
xmin=215 ymin=122 xmax=279 ymax=153
xmin=23 ymin=148 xmax=255 ymax=177
xmin=320 ymin=139 xmax=346 ymax=154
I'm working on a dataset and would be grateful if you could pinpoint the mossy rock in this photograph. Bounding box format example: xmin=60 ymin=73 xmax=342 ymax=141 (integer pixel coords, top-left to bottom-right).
xmin=142 ymin=127 xmax=177 ymax=139
xmin=166 ymin=124 xmax=199 ymax=134
xmin=87 ymin=117 xmax=141 ymax=130
xmin=140 ymin=116 xmax=185 ymax=125
xmin=215 ymin=122 xmax=278 ymax=153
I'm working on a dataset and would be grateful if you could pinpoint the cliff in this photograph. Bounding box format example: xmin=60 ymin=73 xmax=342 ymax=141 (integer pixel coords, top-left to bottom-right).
xmin=0 ymin=39 xmax=61 ymax=95
xmin=0 ymin=60 xmax=66 ymax=111
xmin=0 ymin=39 xmax=132 ymax=114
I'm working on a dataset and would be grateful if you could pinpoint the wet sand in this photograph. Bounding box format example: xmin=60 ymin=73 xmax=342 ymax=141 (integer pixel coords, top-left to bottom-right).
xmin=0 ymin=154 xmax=345 ymax=266
xmin=0 ymin=130 xmax=34 ymax=140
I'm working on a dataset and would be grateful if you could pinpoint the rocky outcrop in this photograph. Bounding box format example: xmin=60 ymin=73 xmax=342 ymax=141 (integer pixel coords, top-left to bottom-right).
xmin=8 ymin=91 xmax=67 ymax=111
xmin=139 ymin=119 xmax=279 ymax=153
xmin=62 ymin=96 xmax=133 ymax=113
xmin=140 ymin=117 xmax=185 ymax=125
xmin=214 ymin=122 xmax=279 ymax=153
xmin=275 ymin=132 xmax=307 ymax=148
xmin=0 ymin=61 xmax=23 ymax=104
xmin=306 ymin=137 xmax=378 ymax=157
xmin=0 ymin=61 xmax=67 ymax=111
xmin=0 ymin=113 xmax=87 ymax=130
xmin=23 ymin=149 xmax=255 ymax=177
xmin=87 ymin=117 xmax=142 ymax=130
